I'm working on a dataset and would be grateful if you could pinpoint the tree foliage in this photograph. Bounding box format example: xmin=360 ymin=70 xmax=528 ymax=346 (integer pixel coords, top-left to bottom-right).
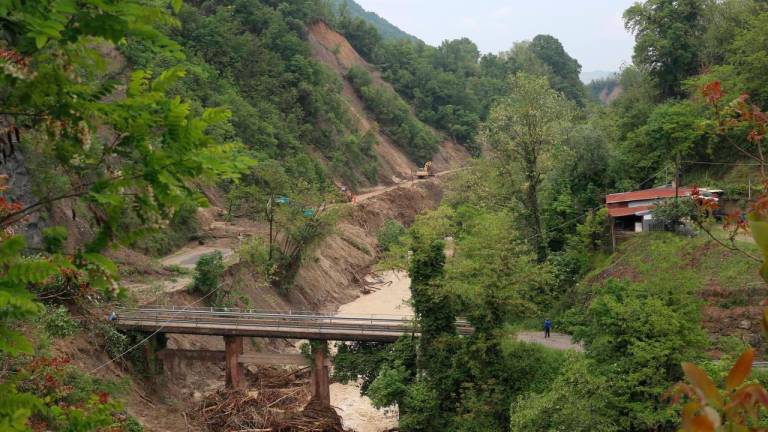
xmin=482 ymin=73 xmax=574 ymax=259
xmin=625 ymin=0 xmax=705 ymax=97
xmin=0 ymin=0 xmax=253 ymax=428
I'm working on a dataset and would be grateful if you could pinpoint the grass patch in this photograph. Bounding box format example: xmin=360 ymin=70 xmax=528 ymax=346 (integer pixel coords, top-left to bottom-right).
xmin=340 ymin=235 xmax=372 ymax=256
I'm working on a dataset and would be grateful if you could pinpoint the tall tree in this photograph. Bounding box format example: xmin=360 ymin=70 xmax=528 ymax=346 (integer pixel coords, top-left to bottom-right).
xmin=482 ymin=74 xmax=573 ymax=260
xmin=624 ymin=0 xmax=705 ymax=98
xmin=529 ymin=34 xmax=585 ymax=105
xmin=434 ymin=38 xmax=481 ymax=78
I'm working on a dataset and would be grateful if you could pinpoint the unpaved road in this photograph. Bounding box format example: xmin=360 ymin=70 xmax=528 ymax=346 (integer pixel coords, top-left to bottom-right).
xmin=355 ymin=168 xmax=463 ymax=202
xmin=160 ymin=245 xmax=234 ymax=269
xmin=517 ymin=331 xmax=583 ymax=351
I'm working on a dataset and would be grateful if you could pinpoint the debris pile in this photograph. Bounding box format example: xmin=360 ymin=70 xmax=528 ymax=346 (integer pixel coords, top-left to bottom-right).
xmin=190 ymin=367 xmax=346 ymax=431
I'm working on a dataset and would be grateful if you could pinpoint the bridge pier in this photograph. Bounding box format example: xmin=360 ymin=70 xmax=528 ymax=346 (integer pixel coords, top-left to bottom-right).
xmin=224 ymin=336 xmax=244 ymax=389
xmin=142 ymin=333 xmax=166 ymax=376
xmin=309 ymin=340 xmax=330 ymax=405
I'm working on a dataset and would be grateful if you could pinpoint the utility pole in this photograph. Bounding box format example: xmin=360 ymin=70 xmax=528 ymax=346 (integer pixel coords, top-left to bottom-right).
xmin=267 ymin=195 xmax=274 ymax=260
xmin=675 ymin=153 xmax=680 ymax=203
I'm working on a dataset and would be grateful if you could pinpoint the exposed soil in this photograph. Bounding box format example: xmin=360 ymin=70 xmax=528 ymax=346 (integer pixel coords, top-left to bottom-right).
xmin=43 ymin=24 xmax=470 ymax=431
xmin=96 ymin=176 xmax=447 ymax=431
xmin=307 ymin=22 xmax=469 ymax=185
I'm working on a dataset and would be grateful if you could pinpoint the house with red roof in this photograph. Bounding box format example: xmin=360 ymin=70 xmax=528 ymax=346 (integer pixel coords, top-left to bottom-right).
xmin=606 ymin=186 xmax=694 ymax=233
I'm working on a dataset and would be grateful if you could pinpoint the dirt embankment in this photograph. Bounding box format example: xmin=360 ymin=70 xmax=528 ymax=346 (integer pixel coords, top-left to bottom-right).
xmin=307 ymin=22 xmax=469 ymax=183
xmin=124 ymin=179 xmax=445 ymax=431
xmin=225 ymin=179 xmax=444 ymax=313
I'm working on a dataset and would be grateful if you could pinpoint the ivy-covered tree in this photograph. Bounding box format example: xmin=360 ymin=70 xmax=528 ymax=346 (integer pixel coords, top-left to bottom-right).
xmin=482 ymin=73 xmax=574 ymax=260
xmin=624 ymin=0 xmax=705 ymax=98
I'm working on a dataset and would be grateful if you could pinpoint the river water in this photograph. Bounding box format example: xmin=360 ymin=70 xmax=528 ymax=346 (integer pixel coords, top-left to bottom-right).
xmin=329 ymin=270 xmax=413 ymax=432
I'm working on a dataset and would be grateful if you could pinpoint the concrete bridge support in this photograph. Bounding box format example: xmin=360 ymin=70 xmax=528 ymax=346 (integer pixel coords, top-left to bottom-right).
xmin=224 ymin=336 xmax=244 ymax=389
xmin=309 ymin=340 xmax=331 ymax=405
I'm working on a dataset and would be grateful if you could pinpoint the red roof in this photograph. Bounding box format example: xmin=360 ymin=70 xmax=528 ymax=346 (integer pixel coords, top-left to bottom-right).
xmin=607 ymin=205 xmax=654 ymax=217
xmin=606 ymin=186 xmax=693 ymax=204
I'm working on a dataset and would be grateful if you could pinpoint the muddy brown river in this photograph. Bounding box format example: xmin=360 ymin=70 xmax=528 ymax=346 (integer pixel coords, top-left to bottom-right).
xmin=330 ymin=270 xmax=412 ymax=432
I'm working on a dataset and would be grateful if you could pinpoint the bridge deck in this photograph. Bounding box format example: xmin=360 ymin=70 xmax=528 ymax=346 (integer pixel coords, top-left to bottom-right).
xmin=115 ymin=307 xmax=474 ymax=342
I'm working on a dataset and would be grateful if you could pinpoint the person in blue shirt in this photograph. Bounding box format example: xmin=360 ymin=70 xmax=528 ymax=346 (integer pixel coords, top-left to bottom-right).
xmin=544 ymin=319 xmax=552 ymax=339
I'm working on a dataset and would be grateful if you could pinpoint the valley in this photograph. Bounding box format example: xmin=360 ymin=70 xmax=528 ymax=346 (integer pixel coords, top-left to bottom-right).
xmin=3 ymin=1 xmax=768 ymax=431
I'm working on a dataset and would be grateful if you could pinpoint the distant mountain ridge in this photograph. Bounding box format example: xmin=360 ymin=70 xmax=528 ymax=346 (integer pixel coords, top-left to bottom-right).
xmin=580 ymin=70 xmax=617 ymax=84
xmin=328 ymin=0 xmax=420 ymax=42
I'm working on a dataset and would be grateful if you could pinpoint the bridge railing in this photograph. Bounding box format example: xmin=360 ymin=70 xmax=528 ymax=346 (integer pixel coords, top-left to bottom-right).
xmin=130 ymin=305 xmax=422 ymax=320
xmin=114 ymin=307 xmax=474 ymax=336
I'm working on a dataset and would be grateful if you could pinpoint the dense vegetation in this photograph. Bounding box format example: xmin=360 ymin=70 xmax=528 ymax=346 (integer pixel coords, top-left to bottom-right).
xmin=5 ymin=0 xmax=768 ymax=431
xmin=333 ymin=1 xmax=768 ymax=431
xmin=329 ymin=0 xmax=419 ymax=42
xmin=346 ymin=65 xmax=439 ymax=163
xmin=335 ymin=12 xmax=586 ymax=154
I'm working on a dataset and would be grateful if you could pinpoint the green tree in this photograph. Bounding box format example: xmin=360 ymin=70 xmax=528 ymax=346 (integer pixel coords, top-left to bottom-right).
xmin=728 ymin=11 xmax=768 ymax=107
xmin=510 ymin=354 xmax=618 ymax=432
xmin=0 ymin=0 xmax=252 ymax=428
xmin=573 ymin=272 xmax=708 ymax=430
xmin=191 ymin=251 xmax=225 ymax=303
xmin=529 ymin=34 xmax=585 ymax=105
xmin=435 ymin=38 xmax=480 ymax=78
xmin=482 ymin=73 xmax=574 ymax=259
xmin=624 ymin=0 xmax=705 ymax=97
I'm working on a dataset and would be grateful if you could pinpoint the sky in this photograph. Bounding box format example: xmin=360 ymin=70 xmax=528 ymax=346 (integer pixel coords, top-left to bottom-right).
xmin=354 ymin=0 xmax=638 ymax=73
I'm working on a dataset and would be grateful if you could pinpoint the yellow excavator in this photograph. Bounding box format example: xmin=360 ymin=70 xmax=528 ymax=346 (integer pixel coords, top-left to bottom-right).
xmin=415 ymin=161 xmax=434 ymax=179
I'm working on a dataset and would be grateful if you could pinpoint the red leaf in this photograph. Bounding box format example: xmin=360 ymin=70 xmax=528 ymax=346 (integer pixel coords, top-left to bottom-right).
xmin=691 ymin=414 xmax=716 ymax=432
xmin=703 ymin=81 xmax=723 ymax=104
xmin=683 ymin=362 xmax=723 ymax=408
xmin=726 ymin=349 xmax=754 ymax=390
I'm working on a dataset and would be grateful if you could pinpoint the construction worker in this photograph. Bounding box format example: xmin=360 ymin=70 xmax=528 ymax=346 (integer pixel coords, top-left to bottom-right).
xmin=543 ymin=318 xmax=552 ymax=339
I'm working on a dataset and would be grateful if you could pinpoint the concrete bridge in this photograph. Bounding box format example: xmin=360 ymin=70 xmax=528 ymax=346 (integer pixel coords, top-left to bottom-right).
xmin=114 ymin=307 xmax=474 ymax=404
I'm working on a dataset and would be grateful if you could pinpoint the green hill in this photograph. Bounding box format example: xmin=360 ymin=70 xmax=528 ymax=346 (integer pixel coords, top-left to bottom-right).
xmin=328 ymin=0 xmax=420 ymax=42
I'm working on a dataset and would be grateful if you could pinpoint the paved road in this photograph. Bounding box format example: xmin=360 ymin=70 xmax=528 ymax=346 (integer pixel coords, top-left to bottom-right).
xmin=115 ymin=307 xmax=474 ymax=343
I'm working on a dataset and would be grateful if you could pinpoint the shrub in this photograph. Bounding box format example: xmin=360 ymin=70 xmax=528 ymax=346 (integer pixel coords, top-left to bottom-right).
xmin=377 ymin=219 xmax=406 ymax=253
xmin=510 ymin=354 xmax=618 ymax=432
xmin=43 ymin=305 xmax=79 ymax=338
xmin=18 ymin=357 xmax=141 ymax=431
xmin=42 ymin=226 xmax=68 ymax=253
xmin=99 ymin=324 xmax=131 ymax=361
xmin=191 ymin=251 xmax=225 ymax=296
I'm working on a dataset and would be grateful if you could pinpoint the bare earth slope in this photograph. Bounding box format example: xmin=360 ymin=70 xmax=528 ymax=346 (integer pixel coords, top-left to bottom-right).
xmin=307 ymin=22 xmax=469 ymax=182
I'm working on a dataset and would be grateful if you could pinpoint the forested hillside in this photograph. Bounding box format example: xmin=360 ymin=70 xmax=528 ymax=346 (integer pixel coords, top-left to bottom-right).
xmin=328 ymin=0 xmax=419 ymax=42
xmin=5 ymin=0 xmax=768 ymax=431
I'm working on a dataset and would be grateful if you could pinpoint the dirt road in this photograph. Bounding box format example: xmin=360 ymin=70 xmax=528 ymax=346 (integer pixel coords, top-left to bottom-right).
xmin=517 ymin=331 xmax=583 ymax=352
xmin=355 ymin=168 xmax=464 ymax=202
xmin=161 ymin=245 xmax=234 ymax=269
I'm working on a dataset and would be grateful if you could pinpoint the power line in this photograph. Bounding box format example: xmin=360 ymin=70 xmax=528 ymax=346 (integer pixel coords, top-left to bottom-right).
xmin=682 ymin=160 xmax=763 ymax=166
xmin=522 ymin=205 xmax=606 ymax=244
xmin=89 ymin=281 xmax=226 ymax=373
